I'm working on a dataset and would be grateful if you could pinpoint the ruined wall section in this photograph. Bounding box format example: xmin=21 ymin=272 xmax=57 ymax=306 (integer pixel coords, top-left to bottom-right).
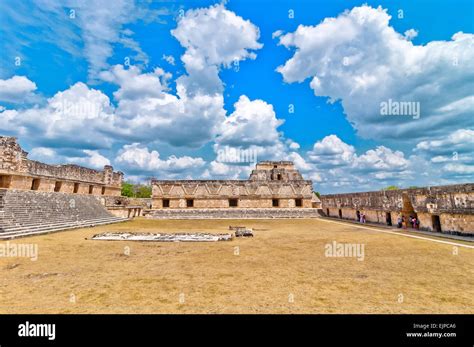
xmin=321 ymin=184 xmax=474 ymax=235
xmin=0 ymin=136 xmax=29 ymax=173
xmin=409 ymin=185 xmax=474 ymax=215
xmin=321 ymin=185 xmax=473 ymax=215
xmin=250 ymin=161 xmax=304 ymax=182
xmin=0 ymin=136 xmax=123 ymax=196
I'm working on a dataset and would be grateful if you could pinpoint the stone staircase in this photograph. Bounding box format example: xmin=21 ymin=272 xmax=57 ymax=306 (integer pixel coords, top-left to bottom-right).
xmin=0 ymin=189 xmax=127 ymax=239
xmin=143 ymin=208 xmax=322 ymax=219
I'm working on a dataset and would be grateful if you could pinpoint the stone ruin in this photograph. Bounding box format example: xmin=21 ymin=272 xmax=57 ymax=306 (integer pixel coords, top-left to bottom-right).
xmin=0 ymin=189 xmax=125 ymax=239
xmin=229 ymin=225 xmax=254 ymax=237
xmin=145 ymin=161 xmax=321 ymax=219
xmin=0 ymin=136 xmax=123 ymax=196
xmin=150 ymin=161 xmax=313 ymax=209
xmin=91 ymin=232 xmax=233 ymax=242
xmin=1 ymin=135 xmax=471 ymax=239
xmin=320 ymin=184 xmax=474 ymax=236
xmin=0 ymin=137 xmax=126 ymax=239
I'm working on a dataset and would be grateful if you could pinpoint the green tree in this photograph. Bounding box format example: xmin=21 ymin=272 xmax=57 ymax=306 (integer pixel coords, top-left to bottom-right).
xmin=121 ymin=182 xmax=134 ymax=197
xmin=135 ymin=185 xmax=152 ymax=198
xmin=383 ymin=185 xmax=399 ymax=191
xmin=121 ymin=181 xmax=152 ymax=198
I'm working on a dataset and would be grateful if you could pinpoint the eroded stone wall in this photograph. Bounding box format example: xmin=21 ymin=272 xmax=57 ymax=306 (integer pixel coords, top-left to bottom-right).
xmin=151 ymin=161 xmax=314 ymax=209
xmin=0 ymin=136 xmax=122 ymax=196
xmin=321 ymin=184 xmax=474 ymax=235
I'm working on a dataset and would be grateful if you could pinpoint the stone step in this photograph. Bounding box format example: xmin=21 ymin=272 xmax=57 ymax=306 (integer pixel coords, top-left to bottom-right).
xmin=0 ymin=217 xmax=125 ymax=233
xmin=0 ymin=218 xmax=127 ymax=240
xmin=0 ymin=189 xmax=125 ymax=239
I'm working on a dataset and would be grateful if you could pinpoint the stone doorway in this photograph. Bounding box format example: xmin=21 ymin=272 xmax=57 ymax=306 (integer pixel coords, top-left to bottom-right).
xmin=386 ymin=212 xmax=392 ymax=226
xmin=54 ymin=181 xmax=62 ymax=192
xmin=432 ymin=215 xmax=442 ymax=232
xmin=31 ymin=178 xmax=40 ymax=190
xmin=0 ymin=175 xmax=11 ymax=189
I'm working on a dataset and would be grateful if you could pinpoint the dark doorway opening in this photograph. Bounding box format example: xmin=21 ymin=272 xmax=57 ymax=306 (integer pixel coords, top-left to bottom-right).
xmin=356 ymin=210 xmax=360 ymax=221
xmin=338 ymin=209 xmax=342 ymax=219
xmin=162 ymin=199 xmax=170 ymax=208
xmin=277 ymin=174 xmax=282 ymax=180
xmin=89 ymin=185 xmax=94 ymax=194
xmin=295 ymin=198 xmax=302 ymax=207
xmin=0 ymin=175 xmax=12 ymax=189
xmin=54 ymin=181 xmax=62 ymax=192
xmin=229 ymin=198 xmax=238 ymax=207
xmin=73 ymin=183 xmax=80 ymax=193
xmin=432 ymin=215 xmax=442 ymax=233
xmin=272 ymin=199 xmax=279 ymax=207
xmin=386 ymin=212 xmax=392 ymax=226
xmin=31 ymin=179 xmax=40 ymax=191
xmin=326 ymin=208 xmax=330 ymax=216
xmin=101 ymin=187 xmax=106 ymax=195
xmin=186 ymin=199 xmax=194 ymax=207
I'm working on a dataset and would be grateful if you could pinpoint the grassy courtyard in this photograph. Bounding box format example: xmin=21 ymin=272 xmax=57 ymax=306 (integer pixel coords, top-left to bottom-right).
xmin=0 ymin=218 xmax=472 ymax=314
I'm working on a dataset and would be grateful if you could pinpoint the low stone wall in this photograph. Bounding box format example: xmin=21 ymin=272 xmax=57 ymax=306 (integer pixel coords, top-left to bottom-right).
xmin=107 ymin=206 xmax=143 ymax=218
xmin=102 ymin=196 xmax=151 ymax=218
xmin=144 ymin=208 xmax=321 ymax=219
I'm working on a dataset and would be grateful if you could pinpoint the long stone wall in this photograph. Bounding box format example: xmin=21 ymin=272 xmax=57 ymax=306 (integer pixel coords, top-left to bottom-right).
xmin=151 ymin=180 xmax=313 ymax=209
xmin=321 ymin=184 xmax=474 ymax=236
xmin=0 ymin=136 xmax=123 ymax=196
xmin=151 ymin=161 xmax=314 ymax=210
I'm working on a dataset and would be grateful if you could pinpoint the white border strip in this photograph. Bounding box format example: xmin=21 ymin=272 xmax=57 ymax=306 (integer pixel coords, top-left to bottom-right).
xmin=318 ymin=218 xmax=474 ymax=249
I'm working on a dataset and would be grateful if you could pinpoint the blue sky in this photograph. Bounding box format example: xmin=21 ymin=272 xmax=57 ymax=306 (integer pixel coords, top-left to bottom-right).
xmin=0 ymin=0 xmax=473 ymax=193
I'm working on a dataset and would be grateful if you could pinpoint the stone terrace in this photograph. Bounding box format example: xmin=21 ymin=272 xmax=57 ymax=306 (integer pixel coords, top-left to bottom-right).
xmin=0 ymin=189 xmax=126 ymax=239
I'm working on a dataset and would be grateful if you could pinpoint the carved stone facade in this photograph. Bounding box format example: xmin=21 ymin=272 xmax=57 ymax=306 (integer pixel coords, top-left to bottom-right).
xmin=0 ymin=136 xmax=123 ymax=196
xmin=151 ymin=161 xmax=313 ymax=209
xmin=320 ymin=184 xmax=474 ymax=235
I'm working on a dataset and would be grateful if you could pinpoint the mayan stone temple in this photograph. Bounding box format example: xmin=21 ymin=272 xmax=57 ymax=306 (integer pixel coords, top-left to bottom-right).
xmin=0 ymin=137 xmax=126 ymax=239
xmin=0 ymin=136 xmax=123 ymax=195
xmin=145 ymin=161 xmax=321 ymax=219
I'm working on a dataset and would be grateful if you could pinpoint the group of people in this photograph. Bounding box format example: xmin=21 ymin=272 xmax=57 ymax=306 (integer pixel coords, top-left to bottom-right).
xmin=396 ymin=215 xmax=420 ymax=229
xmin=356 ymin=212 xmax=419 ymax=230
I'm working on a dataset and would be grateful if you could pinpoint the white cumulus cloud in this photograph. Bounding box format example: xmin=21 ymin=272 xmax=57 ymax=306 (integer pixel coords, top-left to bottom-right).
xmin=0 ymin=76 xmax=37 ymax=103
xmin=115 ymin=143 xmax=205 ymax=176
xmin=277 ymin=5 xmax=474 ymax=143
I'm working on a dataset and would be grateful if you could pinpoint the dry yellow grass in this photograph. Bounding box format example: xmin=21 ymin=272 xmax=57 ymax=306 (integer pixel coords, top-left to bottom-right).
xmin=0 ymin=218 xmax=472 ymax=314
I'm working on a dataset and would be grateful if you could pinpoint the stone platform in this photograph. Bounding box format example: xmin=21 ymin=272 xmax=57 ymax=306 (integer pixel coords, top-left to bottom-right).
xmin=143 ymin=208 xmax=322 ymax=219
